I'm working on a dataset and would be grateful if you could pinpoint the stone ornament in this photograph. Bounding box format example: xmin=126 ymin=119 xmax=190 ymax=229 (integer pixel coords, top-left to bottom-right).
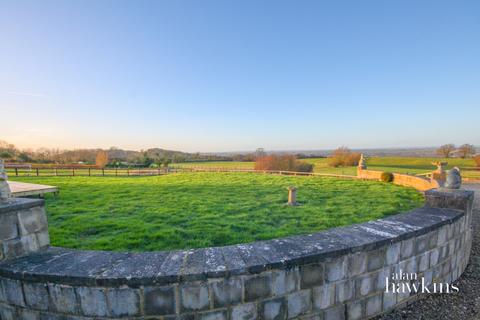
xmin=358 ymin=154 xmax=367 ymax=169
xmin=287 ymin=186 xmax=297 ymax=206
xmin=0 ymin=159 xmax=12 ymax=201
xmin=445 ymin=167 xmax=462 ymax=189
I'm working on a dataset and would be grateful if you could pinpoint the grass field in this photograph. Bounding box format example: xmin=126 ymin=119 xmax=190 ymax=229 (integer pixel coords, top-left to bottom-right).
xmin=174 ymin=157 xmax=480 ymax=179
xmin=12 ymin=172 xmax=423 ymax=251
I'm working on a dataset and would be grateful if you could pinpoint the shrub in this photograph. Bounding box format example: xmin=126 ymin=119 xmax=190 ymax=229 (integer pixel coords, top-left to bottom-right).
xmin=380 ymin=172 xmax=394 ymax=183
xmin=474 ymin=155 xmax=480 ymax=167
xmin=296 ymin=162 xmax=314 ymax=172
xmin=254 ymin=155 xmax=314 ymax=172
xmin=327 ymin=147 xmax=361 ymax=167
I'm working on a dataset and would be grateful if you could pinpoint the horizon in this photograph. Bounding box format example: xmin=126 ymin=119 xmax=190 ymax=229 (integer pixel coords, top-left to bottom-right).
xmin=1 ymin=0 xmax=480 ymax=152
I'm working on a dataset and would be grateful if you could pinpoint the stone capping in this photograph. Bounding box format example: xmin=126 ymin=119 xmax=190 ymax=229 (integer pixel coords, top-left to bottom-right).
xmin=0 ymin=198 xmax=44 ymax=215
xmin=0 ymin=189 xmax=472 ymax=288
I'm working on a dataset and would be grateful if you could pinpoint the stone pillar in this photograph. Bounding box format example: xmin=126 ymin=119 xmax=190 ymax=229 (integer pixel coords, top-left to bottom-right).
xmin=0 ymin=161 xmax=49 ymax=261
xmin=0 ymin=199 xmax=50 ymax=261
xmin=358 ymin=154 xmax=367 ymax=170
xmin=287 ymin=186 xmax=297 ymax=206
xmin=0 ymin=159 xmax=11 ymax=200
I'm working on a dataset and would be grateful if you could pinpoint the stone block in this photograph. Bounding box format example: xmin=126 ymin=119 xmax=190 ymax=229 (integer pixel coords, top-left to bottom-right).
xmin=244 ymin=274 xmax=272 ymax=302
xmin=355 ymin=274 xmax=375 ymax=298
xmin=300 ymin=263 xmax=324 ymax=289
xmin=0 ymin=304 xmax=17 ymax=320
xmin=437 ymin=227 xmax=447 ymax=245
xmin=383 ymin=292 xmax=396 ymax=310
xmin=347 ymin=300 xmax=364 ymax=320
xmin=335 ymin=280 xmax=354 ymax=303
xmin=428 ymin=232 xmax=438 ymax=250
xmin=365 ymin=294 xmax=382 ymax=316
xmin=107 ymin=287 xmax=140 ymax=317
xmin=415 ymin=234 xmax=429 ymax=254
xmin=2 ymin=234 xmax=39 ymax=259
xmin=211 ymin=277 xmax=242 ymax=308
xmin=324 ymin=304 xmax=345 ymax=320
xmin=429 ymin=248 xmax=440 ymax=267
xmin=312 ymin=283 xmax=335 ymax=310
xmin=18 ymin=309 xmax=40 ymax=320
xmin=347 ymin=253 xmax=366 ymax=276
xmin=48 ymin=284 xmax=78 ymax=314
xmin=367 ymin=249 xmax=385 ymax=272
xmin=199 ymin=310 xmax=228 ymax=320
xmin=1 ymin=278 xmax=25 ymax=306
xmin=18 ymin=207 xmax=48 ymax=236
xmin=259 ymin=297 xmax=286 ymax=320
xmin=76 ymin=286 xmax=108 ymax=317
xmin=231 ymin=303 xmax=257 ymax=320
xmin=399 ymin=257 xmax=417 ymax=274
xmin=325 ymin=257 xmax=346 ymax=282
xmin=0 ymin=214 xmax=18 ymax=241
xmin=287 ymin=290 xmax=311 ymax=319
xmin=418 ymin=253 xmax=429 ymax=272
xmin=144 ymin=285 xmax=176 ymax=315
xmin=36 ymin=230 xmax=50 ymax=248
xmin=376 ymin=267 xmax=390 ymax=291
xmin=400 ymin=238 xmax=414 ymax=259
xmin=180 ymin=282 xmax=210 ymax=312
xmin=23 ymin=282 xmax=48 ymax=310
xmin=386 ymin=242 xmax=401 ymax=265
xmin=273 ymin=269 xmax=298 ymax=296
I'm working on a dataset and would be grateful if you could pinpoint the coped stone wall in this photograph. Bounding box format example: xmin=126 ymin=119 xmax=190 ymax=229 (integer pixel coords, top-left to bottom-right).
xmin=357 ymin=168 xmax=440 ymax=191
xmin=0 ymin=189 xmax=474 ymax=320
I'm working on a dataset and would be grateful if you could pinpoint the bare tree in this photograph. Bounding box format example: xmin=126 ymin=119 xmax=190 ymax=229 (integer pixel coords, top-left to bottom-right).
xmin=436 ymin=144 xmax=455 ymax=158
xmin=457 ymin=144 xmax=476 ymax=159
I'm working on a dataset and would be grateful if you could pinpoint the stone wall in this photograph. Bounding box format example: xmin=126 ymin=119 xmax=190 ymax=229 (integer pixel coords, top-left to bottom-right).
xmin=0 ymin=189 xmax=474 ymax=320
xmin=357 ymin=169 xmax=440 ymax=191
xmin=0 ymin=198 xmax=49 ymax=262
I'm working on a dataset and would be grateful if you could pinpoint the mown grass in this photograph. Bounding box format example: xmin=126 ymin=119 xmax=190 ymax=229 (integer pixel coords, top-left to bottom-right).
xmin=175 ymin=157 xmax=480 ymax=178
xmin=12 ymin=173 xmax=423 ymax=251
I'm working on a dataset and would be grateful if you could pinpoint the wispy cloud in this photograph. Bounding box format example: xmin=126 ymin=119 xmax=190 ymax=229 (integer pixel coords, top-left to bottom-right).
xmin=5 ymin=91 xmax=47 ymax=97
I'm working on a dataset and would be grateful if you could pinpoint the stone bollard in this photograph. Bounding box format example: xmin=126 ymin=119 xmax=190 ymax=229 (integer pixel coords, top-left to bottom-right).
xmin=358 ymin=154 xmax=367 ymax=170
xmin=287 ymin=186 xmax=297 ymax=206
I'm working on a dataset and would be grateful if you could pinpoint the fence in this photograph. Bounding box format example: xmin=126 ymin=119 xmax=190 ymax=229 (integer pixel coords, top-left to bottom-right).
xmin=6 ymin=167 xmax=174 ymax=177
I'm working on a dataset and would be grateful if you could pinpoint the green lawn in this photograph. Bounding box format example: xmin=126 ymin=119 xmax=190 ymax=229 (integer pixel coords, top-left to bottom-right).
xmin=12 ymin=173 xmax=423 ymax=251
xmin=175 ymin=157 xmax=480 ymax=178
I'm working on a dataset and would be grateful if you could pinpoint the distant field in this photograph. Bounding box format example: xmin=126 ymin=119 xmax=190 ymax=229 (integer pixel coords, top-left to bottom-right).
xmin=175 ymin=157 xmax=480 ymax=179
xmin=11 ymin=173 xmax=423 ymax=251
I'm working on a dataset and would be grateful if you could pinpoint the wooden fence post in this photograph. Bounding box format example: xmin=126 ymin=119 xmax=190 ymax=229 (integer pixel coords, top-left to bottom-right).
xmin=15 ymin=168 xmax=18 ymax=176
xmin=72 ymin=168 xmax=75 ymax=176
xmin=102 ymin=168 xmax=105 ymax=176
xmin=88 ymin=168 xmax=91 ymax=176
xmin=36 ymin=168 xmax=39 ymax=176
xmin=115 ymin=168 xmax=118 ymax=176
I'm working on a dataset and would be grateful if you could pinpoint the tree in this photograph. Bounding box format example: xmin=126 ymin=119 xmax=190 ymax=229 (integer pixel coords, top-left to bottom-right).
xmin=457 ymin=144 xmax=476 ymax=159
xmin=95 ymin=150 xmax=109 ymax=168
xmin=254 ymin=155 xmax=313 ymax=172
xmin=436 ymin=144 xmax=455 ymax=158
xmin=327 ymin=147 xmax=361 ymax=167
xmin=474 ymin=155 xmax=480 ymax=167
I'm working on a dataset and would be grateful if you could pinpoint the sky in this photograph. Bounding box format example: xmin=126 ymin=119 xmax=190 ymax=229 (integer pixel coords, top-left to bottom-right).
xmin=1 ymin=0 xmax=479 ymax=153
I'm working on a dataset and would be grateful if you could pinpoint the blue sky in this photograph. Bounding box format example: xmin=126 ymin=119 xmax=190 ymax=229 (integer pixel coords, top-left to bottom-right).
xmin=1 ymin=0 xmax=479 ymax=152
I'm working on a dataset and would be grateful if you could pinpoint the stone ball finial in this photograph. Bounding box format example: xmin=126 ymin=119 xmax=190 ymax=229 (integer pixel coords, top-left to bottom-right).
xmin=0 ymin=159 xmax=12 ymax=201
xmin=445 ymin=167 xmax=462 ymax=189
